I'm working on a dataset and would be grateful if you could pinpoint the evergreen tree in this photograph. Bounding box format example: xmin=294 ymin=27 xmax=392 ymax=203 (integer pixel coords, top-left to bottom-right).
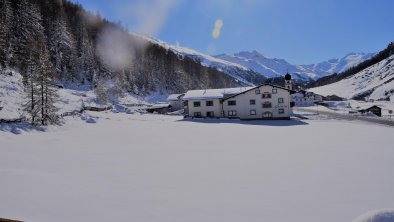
xmin=0 ymin=0 xmax=13 ymax=69
xmin=48 ymin=16 xmax=77 ymax=82
xmin=76 ymin=21 xmax=96 ymax=85
xmin=21 ymin=3 xmax=58 ymax=125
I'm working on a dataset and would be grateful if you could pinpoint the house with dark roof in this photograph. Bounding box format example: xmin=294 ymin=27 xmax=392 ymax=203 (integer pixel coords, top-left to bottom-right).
xmin=359 ymin=105 xmax=382 ymax=117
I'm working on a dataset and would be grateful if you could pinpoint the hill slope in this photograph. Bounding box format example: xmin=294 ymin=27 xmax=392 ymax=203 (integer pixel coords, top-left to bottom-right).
xmin=138 ymin=36 xmax=265 ymax=86
xmin=310 ymin=54 xmax=394 ymax=101
xmin=0 ymin=0 xmax=258 ymax=104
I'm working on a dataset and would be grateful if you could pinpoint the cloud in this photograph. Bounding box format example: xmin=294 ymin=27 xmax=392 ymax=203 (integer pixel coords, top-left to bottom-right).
xmin=212 ymin=19 xmax=223 ymax=39
xmin=119 ymin=0 xmax=180 ymax=35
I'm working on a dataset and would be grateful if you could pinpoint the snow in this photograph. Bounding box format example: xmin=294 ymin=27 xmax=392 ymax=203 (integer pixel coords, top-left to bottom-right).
xmin=0 ymin=70 xmax=25 ymax=119
xmin=150 ymin=103 xmax=171 ymax=109
xmin=183 ymin=87 xmax=253 ymax=100
xmin=352 ymin=209 xmax=394 ymax=222
xmin=310 ymin=55 xmax=394 ymax=101
xmin=167 ymin=94 xmax=184 ymax=101
xmin=1 ymin=113 xmax=394 ymax=222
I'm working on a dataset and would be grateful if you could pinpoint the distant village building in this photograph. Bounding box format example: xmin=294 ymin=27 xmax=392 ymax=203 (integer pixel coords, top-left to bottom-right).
xmin=167 ymin=94 xmax=185 ymax=111
xmin=359 ymin=105 xmax=382 ymax=117
xmin=183 ymin=84 xmax=294 ymax=120
xmin=291 ymin=90 xmax=323 ymax=106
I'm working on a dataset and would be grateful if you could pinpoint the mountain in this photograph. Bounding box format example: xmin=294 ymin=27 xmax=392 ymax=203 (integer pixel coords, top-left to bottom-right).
xmin=309 ymin=54 xmax=394 ymax=101
xmin=137 ymin=36 xmax=266 ymax=86
xmin=216 ymin=51 xmax=315 ymax=80
xmin=300 ymin=52 xmax=375 ymax=77
xmin=307 ymin=42 xmax=394 ymax=89
xmin=216 ymin=51 xmax=374 ymax=80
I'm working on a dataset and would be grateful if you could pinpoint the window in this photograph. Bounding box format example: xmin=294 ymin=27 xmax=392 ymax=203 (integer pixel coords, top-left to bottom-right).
xmin=193 ymin=101 xmax=201 ymax=107
xmin=228 ymin=100 xmax=236 ymax=106
xmin=250 ymin=99 xmax=256 ymax=105
xmin=194 ymin=112 xmax=201 ymax=117
xmin=250 ymin=110 xmax=256 ymax=115
xmin=278 ymin=98 xmax=284 ymax=103
xmin=207 ymin=111 xmax=214 ymax=117
xmin=228 ymin=110 xmax=237 ymax=116
xmin=263 ymin=112 xmax=273 ymax=118
xmin=206 ymin=101 xmax=214 ymax=106
xmin=278 ymin=108 xmax=285 ymax=114
xmin=255 ymin=89 xmax=261 ymax=94
xmin=272 ymin=88 xmax=277 ymax=94
xmin=262 ymin=93 xmax=271 ymax=99
xmin=262 ymin=102 xmax=272 ymax=108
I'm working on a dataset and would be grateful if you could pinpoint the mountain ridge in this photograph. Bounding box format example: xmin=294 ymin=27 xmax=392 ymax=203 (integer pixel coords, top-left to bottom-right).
xmin=215 ymin=50 xmax=374 ymax=81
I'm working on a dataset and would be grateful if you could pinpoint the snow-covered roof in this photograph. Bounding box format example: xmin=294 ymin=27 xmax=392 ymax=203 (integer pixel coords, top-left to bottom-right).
xmin=167 ymin=94 xmax=184 ymax=101
xmin=183 ymin=87 xmax=253 ymax=100
xmin=150 ymin=103 xmax=171 ymax=109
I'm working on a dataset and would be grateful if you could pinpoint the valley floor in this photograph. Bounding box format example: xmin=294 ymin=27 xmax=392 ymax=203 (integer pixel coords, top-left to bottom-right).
xmin=0 ymin=113 xmax=394 ymax=222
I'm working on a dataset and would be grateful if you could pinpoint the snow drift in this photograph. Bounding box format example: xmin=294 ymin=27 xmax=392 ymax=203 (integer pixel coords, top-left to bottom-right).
xmin=352 ymin=209 xmax=394 ymax=222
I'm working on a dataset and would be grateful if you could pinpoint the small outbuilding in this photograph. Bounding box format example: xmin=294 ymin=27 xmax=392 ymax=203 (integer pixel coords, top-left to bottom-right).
xmin=167 ymin=94 xmax=185 ymax=111
xmin=359 ymin=105 xmax=382 ymax=117
xmin=146 ymin=103 xmax=172 ymax=114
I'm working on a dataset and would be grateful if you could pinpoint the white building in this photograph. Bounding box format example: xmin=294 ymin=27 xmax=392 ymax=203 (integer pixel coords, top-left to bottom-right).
xmin=183 ymin=87 xmax=252 ymax=118
xmin=167 ymin=94 xmax=185 ymax=111
xmin=291 ymin=90 xmax=323 ymax=107
xmin=183 ymin=84 xmax=293 ymax=120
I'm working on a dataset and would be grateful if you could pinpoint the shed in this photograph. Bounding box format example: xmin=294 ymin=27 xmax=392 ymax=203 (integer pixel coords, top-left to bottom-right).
xmin=146 ymin=103 xmax=172 ymax=114
xmin=359 ymin=105 xmax=382 ymax=117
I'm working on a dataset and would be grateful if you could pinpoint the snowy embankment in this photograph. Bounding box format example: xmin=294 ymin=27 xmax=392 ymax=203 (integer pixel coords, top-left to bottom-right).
xmin=1 ymin=113 xmax=394 ymax=222
xmin=309 ymin=54 xmax=394 ymax=101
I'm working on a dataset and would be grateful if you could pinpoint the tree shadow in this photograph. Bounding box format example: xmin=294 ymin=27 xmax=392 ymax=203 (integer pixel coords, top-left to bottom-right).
xmin=178 ymin=117 xmax=309 ymax=127
xmin=0 ymin=122 xmax=47 ymax=135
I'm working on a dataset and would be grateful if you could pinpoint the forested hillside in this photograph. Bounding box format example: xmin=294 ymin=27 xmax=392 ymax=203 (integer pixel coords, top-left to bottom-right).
xmin=0 ymin=0 xmax=245 ymax=99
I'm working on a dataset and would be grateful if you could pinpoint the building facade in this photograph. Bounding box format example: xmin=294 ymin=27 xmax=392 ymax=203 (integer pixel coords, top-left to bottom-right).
xmin=222 ymin=85 xmax=292 ymax=120
xmin=183 ymin=84 xmax=293 ymax=120
xmin=183 ymin=87 xmax=252 ymax=118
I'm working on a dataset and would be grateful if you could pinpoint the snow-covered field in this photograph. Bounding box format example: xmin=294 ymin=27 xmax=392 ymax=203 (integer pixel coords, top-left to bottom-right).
xmin=1 ymin=113 xmax=393 ymax=222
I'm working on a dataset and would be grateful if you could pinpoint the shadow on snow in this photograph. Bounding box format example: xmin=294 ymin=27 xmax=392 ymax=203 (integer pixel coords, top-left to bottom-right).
xmin=178 ymin=118 xmax=309 ymax=127
xmin=0 ymin=122 xmax=47 ymax=135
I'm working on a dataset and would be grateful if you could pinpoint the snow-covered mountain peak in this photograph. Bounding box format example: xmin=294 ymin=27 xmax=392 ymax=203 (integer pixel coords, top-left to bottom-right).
xmin=216 ymin=50 xmax=374 ymax=81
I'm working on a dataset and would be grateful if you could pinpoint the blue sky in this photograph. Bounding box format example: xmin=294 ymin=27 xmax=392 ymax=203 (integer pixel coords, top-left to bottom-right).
xmin=71 ymin=0 xmax=394 ymax=64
